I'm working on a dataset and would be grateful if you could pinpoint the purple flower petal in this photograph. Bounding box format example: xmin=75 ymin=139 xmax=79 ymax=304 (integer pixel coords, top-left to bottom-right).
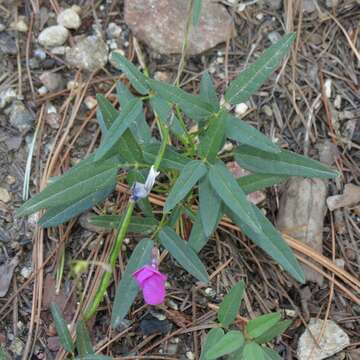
xmin=142 ymin=275 xmax=166 ymax=305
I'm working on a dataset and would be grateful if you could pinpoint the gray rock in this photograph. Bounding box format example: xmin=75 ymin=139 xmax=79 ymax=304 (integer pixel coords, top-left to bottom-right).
xmin=107 ymin=22 xmax=122 ymax=39
xmin=38 ymin=25 xmax=69 ymax=47
xmin=57 ymin=8 xmax=81 ymax=30
xmin=9 ymin=101 xmax=34 ymax=133
xmin=39 ymin=71 xmax=64 ymax=91
xmin=0 ymin=32 xmax=17 ymax=54
xmin=65 ymin=35 xmax=108 ymax=71
xmin=297 ymin=319 xmax=350 ymax=360
xmin=0 ymin=187 xmax=10 ymax=203
xmin=303 ymin=0 xmax=317 ymax=13
xmin=124 ymin=0 xmax=235 ymax=55
xmin=0 ymin=88 xmax=17 ymax=109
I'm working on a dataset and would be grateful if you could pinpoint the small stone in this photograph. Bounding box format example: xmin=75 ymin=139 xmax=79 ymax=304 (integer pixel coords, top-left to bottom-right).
xmin=37 ymin=86 xmax=48 ymax=95
xmin=29 ymin=58 xmax=40 ymax=69
xmin=107 ymin=22 xmax=122 ymax=38
xmin=325 ymin=0 xmax=339 ymax=7
xmin=6 ymin=175 xmax=16 ymax=185
xmin=9 ymin=338 xmax=24 ymax=356
xmin=107 ymin=38 xmax=118 ymax=50
xmin=0 ymin=32 xmax=17 ymax=54
xmin=0 ymin=88 xmax=16 ymax=109
xmin=186 ymin=351 xmax=195 ymax=360
xmin=66 ymin=80 xmax=80 ymax=90
xmin=256 ymin=13 xmax=264 ymax=21
xmin=20 ymin=266 xmax=32 ymax=279
xmin=268 ymin=31 xmax=281 ymax=44
xmin=125 ymin=0 xmax=234 ymax=55
xmin=9 ymin=101 xmax=34 ymax=133
xmin=50 ymin=46 xmax=66 ymax=55
xmin=263 ymin=105 xmax=273 ymax=117
xmin=65 ymin=35 xmax=108 ymax=71
xmin=45 ymin=113 xmax=61 ymax=129
xmin=84 ymin=96 xmax=97 ymax=110
xmin=235 ymin=103 xmax=248 ymax=116
xmin=0 ymin=188 xmax=10 ymax=203
xmin=34 ymin=48 xmax=46 ymax=60
xmin=335 ymin=258 xmax=345 ymax=270
xmin=324 ymin=78 xmax=332 ymax=98
xmin=71 ymin=5 xmax=81 ymax=14
xmin=204 ymin=287 xmax=216 ymax=297
xmin=12 ymin=16 xmax=28 ymax=32
xmin=334 ymin=94 xmax=342 ymax=109
xmin=297 ymin=318 xmax=350 ymax=360
xmin=154 ymin=71 xmax=170 ymax=82
xmin=303 ymin=0 xmax=317 ymax=13
xmin=39 ymin=71 xmax=64 ymax=92
xmin=38 ymin=25 xmax=69 ymax=47
xmin=0 ymin=23 xmax=5 ymax=32
xmin=57 ymin=8 xmax=81 ymax=30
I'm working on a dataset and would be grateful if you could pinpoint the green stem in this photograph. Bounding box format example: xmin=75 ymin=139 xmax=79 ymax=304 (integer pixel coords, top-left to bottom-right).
xmin=154 ymin=122 xmax=170 ymax=171
xmin=83 ymin=201 xmax=135 ymax=320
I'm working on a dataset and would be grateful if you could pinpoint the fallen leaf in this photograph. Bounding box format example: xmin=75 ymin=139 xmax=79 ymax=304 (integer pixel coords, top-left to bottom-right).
xmin=0 ymin=257 xmax=19 ymax=297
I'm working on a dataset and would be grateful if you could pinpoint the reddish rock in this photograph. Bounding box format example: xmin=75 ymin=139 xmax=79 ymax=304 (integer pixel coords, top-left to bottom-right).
xmin=124 ymin=0 xmax=234 ymax=55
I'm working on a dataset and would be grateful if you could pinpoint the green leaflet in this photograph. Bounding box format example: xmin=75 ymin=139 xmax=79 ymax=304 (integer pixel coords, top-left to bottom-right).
xmin=255 ymin=320 xmax=292 ymax=344
xmin=116 ymin=81 xmax=152 ymax=144
xmin=225 ymin=33 xmax=295 ymax=105
xmin=224 ymin=113 xmax=280 ymax=153
xmin=158 ymin=226 xmax=209 ymax=283
xmin=199 ymin=175 xmax=222 ymax=237
xmin=243 ymin=342 xmax=266 ymax=360
xmin=235 ymin=145 xmax=338 ymax=179
xmin=262 ymin=347 xmax=282 ymax=360
xmin=218 ymin=281 xmax=245 ymax=327
xmin=95 ymin=99 xmax=143 ymax=161
xmin=199 ymin=71 xmax=219 ymax=112
xmin=238 ymin=174 xmax=288 ymax=195
xmin=205 ymin=331 xmax=244 ymax=360
xmin=111 ymin=52 xmax=149 ymax=95
xmin=148 ymin=79 xmax=213 ymax=121
xmin=226 ymin=204 xmax=305 ymax=283
xmin=38 ymin=183 xmax=115 ymax=228
xmin=143 ymin=143 xmax=190 ymax=171
xmin=187 ymin=212 xmax=210 ymax=253
xmin=50 ymin=303 xmax=74 ymax=353
xmin=198 ymin=113 xmax=226 ymax=163
xmin=192 ymin=0 xmax=202 ymax=26
xmin=164 ymin=160 xmax=207 ymax=213
xmin=246 ymin=313 xmax=281 ymax=339
xmin=199 ymin=328 xmax=225 ymax=360
xmin=74 ymin=355 xmax=111 ymax=360
xmin=208 ymin=161 xmax=261 ymax=235
xmin=111 ymin=239 xmax=153 ymax=328
xmin=88 ymin=214 xmax=158 ymax=234
xmin=76 ymin=320 xmax=94 ymax=356
xmin=17 ymin=157 xmax=120 ymax=217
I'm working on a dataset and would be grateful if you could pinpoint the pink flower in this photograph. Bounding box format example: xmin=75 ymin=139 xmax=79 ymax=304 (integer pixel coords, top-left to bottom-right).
xmin=132 ymin=265 xmax=167 ymax=305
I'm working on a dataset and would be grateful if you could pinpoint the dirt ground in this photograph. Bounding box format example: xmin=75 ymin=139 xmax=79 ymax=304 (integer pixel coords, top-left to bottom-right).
xmin=0 ymin=0 xmax=360 ymax=359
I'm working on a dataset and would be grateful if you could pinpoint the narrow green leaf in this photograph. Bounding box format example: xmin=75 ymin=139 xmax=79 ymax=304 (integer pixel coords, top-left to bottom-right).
xmin=218 ymin=281 xmax=245 ymax=327
xmin=224 ymin=114 xmax=280 ymax=153
xmin=96 ymin=97 xmax=144 ymax=162
xmin=143 ymin=143 xmax=190 ymax=171
xmin=246 ymin=313 xmax=281 ymax=339
xmin=89 ymin=215 xmax=158 ymax=234
xmin=150 ymin=96 xmax=186 ymax=138
xmin=158 ymin=226 xmax=209 ymax=283
xmin=238 ymin=174 xmax=288 ymax=195
xmin=199 ymin=175 xmax=222 ymax=237
xmin=199 ymin=71 xmax=219 ymax=111
xmin=164 ymin=160 xmax=207 ymax=213
xmin=38 ymin=182 xmax=115 ymax=228
xmin=198 ymin=113 xmax=225 ymax=163
xmin=206 ymin=330 xmax=244 ymax=360
xmin=192 ymin=0 xmax=202 ymax=26
xmin=148 ymin=79 xmax=213 ymax=121
xmin=111 ymin=52 xmax=149 ymax=95
xmin=116 ymin=81 xmax=152 ymax=144
xmin=111 ymin=239 xmax=153 ymax=328
xmin=235 ymin=145 xmax=338 ymax=179
xmin=95 ymin=99 xmax=143 ymax=161
xmin=226 ymin=205 xmax=305 ymax=283
xmin=76 ymin=320 xmax=94 ymax=356
xmin=262 ymin=347 xmax=282 ymax=360
xmin=17 ymin=158 xmax=120 ymax=217
xmin=255 ymin=320 xmax=292 ymax=344
xmin=199 ymin=328 xmax=224 ymax=360
xmin=208 ymin=161 xmax=261 ymax=234
xmin=188 ymin=212 xmax=210 ymax=253
xmin=225 ymin=33 xmax=295 ymax=105
xmin=243 ymin=342 xmax=265 ymax=360
xmin=50 ymin=303 xmax=74 ymax=353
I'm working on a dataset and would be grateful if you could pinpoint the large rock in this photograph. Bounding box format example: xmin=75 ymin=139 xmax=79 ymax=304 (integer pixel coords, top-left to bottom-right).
xmin=297 ymin=319 xmax=350 ymax=360
xmin=124 ymin=0 xmax=234 ymax=55
xmin=65 ymin=36 xmax=108 ymax=71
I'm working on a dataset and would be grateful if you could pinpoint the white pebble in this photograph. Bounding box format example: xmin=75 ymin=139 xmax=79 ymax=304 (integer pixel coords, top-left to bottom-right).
xmin=38 ymin=25 xmax=69 ymax=47
xmin=235 ymin=102 xmax=248 ymax=115
xmin=256 ymin=13 xmax=264 ymax=20
xmin=107 ymin=22 xmax=122 ymax=38
xmin=57 ymin=8 xmax=81 ymax=30
xmin=334 ymin=94 xmax=342 ymax=109
xmin=34 ymin=48 xmax=46 ymax=60
xmin=37 ymin=86 xmax=48 ymax=95
xmin=51 ymin=46 xmax=66 ymax=55
xmin=20 ymin=266 xmax=32 ymax=279
xmin=186 ymin=351 xmax=195 ymax=360
xmin=324 ymin=78 xmax=332 ymax=98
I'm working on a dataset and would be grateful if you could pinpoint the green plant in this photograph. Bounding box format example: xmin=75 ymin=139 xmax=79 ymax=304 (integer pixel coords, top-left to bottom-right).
xmin=200 ymin=281 xmax=292 ymax=360
xmin=18 ymin=33 xmax=338 ymax=325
